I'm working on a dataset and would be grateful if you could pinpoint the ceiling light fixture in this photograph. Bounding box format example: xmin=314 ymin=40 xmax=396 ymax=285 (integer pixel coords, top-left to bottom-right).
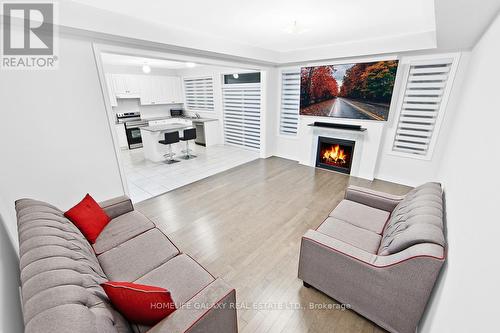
xmin=142 ymin=64 xmax=151 ymax=74
xmin=232 ymin=73 xmax=239 ymax=79
xmin=284 ymin=20 xmax=310 ymax=34
xmin=185 ymin=62 xmax=196 ymax=68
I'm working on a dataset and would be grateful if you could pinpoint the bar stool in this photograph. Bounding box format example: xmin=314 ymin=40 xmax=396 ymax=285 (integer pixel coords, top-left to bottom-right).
xmin=158 ymin=131 xmax=180 ymax=164
xmin=179 ymin=128 xmax=197 ymax=159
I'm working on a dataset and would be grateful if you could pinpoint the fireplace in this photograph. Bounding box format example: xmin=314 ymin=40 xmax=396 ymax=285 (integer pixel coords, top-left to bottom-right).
xmin=316 ymin=136 xmax=355 ymax=174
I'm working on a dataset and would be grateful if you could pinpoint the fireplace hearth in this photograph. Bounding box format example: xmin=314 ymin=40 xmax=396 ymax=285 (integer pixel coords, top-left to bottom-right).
xmin=316 ymin=136 xmax=355 ymax=174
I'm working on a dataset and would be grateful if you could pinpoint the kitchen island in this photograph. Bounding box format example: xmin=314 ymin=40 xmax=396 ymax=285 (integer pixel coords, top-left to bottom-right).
xmin=140 ymin=123 xmax=193 ymax=162
xmin=140 ymin=117 xmax=220 ymax=162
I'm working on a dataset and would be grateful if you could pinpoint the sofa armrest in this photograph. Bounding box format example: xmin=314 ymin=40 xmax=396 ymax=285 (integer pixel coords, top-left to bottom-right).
xmin=148 ymin=278 xmax=237 ymax=333
xmin=300 ymin=230 xmax=377 ymax=266
xmin=300 ymin=230 xmax=444 ymax=269
xmin=344 ymin=185 xmax=404 ymax=212
xmin=99 ymin=195 xmax=134 ymax=219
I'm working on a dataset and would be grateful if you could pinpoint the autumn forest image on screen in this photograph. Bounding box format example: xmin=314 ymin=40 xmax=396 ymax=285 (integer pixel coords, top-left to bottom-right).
xmin=299 ymin=60 xmax=398 ymax=120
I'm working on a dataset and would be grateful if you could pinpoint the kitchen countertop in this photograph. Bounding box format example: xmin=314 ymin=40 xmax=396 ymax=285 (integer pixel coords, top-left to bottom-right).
xmin=190 ymin=117 xmax=218 ymax=123
xmin=142 ymin=116 xmax=218 ymax=123
xmin=140 ymin=123 xmax=194 ymax=132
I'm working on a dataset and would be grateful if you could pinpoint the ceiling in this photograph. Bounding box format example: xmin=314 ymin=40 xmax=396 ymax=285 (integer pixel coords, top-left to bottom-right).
xmin=65 ymin=0 xmax=500 ymax=64
xmin=101 ymin=53 xmax=191 ymax=69
xmin=71 ymin=0 xmax=436 ymax=52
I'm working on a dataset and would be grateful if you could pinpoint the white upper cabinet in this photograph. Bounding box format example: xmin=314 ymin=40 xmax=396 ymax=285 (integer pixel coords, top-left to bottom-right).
xmin=105 ymin=74 xmax=118 ymax=107
xmin=167 ymin=77 xmax=183 ymax=104
xmin=109 ymin=74 xmax=183 ymax=105
xmin=139 ymin=76 xmax=154 ymax=105
xmin=153 ymin=76 xmax=170 ymax=105
xmin=139 ymin=75 xmax=183 ymax=105
xmin=112 ymin=74 xmax=141 ymax=98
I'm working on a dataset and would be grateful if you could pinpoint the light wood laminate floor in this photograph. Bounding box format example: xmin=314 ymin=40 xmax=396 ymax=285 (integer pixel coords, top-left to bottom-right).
xmin=135 ymin=157 xmax=411 ymax=333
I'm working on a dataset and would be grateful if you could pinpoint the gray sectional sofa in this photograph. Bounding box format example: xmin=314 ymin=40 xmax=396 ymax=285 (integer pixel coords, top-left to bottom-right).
xmin=298 ymin=182 xmax=446 ymax=333
xmin=16 ymin=195 xmax=237 ymax=333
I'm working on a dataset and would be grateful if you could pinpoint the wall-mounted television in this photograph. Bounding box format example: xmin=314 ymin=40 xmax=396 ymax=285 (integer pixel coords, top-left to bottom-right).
xmin=299 ymin=60 xmax=398 ymax=121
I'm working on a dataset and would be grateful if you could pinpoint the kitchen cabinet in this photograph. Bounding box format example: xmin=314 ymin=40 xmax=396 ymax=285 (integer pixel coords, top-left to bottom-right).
xmin=105 ymin=74 xmax=117 ymax=107
xmin=140 ymin=76 xmax=183 ymax=106
xmin=192 ymin=119 xmax=220 ymax=147
xmin=166 ymin=76 xmax=183 ymax=104
xmin=108 ymin=73 xmax=183 ymax=105
xmin=112 ymin=74 xmax=141 ymax=98
xmin=139 ymin=76 xmax=154 ymax=105
xmin=114 ymin=123 xmax=128 ymax=148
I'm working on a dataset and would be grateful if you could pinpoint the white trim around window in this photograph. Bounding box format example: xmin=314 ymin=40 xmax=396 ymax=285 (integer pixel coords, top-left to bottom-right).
xmin=388 ymin=53 xmax=461 ymax=160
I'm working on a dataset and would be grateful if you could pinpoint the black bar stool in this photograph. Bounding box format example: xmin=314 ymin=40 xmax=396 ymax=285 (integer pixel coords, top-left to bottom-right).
xmin=158 ymin=131 xmax=180 ymax=164
xmin=179 ymin=128 xmax=197 ymax=159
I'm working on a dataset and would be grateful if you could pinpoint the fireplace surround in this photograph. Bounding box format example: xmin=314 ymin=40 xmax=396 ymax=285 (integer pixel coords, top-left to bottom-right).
xmin=316 ymin=136 xmax=355 ymax=174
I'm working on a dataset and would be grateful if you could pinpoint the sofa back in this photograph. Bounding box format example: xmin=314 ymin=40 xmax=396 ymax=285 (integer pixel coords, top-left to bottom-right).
xmin=15 ymin=199 xmax=131 ymax=333
xmin=378 ymin=183 xmax=445 ymax=255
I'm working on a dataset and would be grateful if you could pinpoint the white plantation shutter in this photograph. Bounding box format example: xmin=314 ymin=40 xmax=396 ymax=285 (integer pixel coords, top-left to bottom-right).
xmin=280 ymin=70 xmax=300 ymax=135
xmin=222 ymin=84 xmax=261 ymax=150
xmin=183 ymin=77 xmax=214 ymax=111
xmin=392 ymin=56 xmax=459 ymax=158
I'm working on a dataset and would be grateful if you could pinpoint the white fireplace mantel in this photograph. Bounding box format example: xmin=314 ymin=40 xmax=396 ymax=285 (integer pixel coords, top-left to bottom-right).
xmin=299 ymin=125 xmax=380 ymax=180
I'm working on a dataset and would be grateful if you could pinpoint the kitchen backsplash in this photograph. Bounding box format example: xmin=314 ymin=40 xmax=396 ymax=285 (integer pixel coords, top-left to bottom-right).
xmin=112 ymin=98 xmax=183 ymax=119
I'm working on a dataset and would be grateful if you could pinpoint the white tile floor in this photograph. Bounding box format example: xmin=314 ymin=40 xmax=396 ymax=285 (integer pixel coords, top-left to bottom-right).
xmin=120 ymin=144 xmax=259 ymax=203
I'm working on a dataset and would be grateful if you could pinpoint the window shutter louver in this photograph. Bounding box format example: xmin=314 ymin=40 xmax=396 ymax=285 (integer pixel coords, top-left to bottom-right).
xmin=279 ymin=70 xmax=300 ymax=135
xmin=222 ymin=84 xmax=261 ymax=150
xmin=183 ymin=77 xmax=214 ymax=111
xmin=392 ymin=57 xmax=458 ymax=157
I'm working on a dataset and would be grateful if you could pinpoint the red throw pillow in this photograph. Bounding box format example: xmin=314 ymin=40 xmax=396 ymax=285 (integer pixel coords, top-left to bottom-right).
xmin=101 ymin=281 xmax=176 ymax=325
xmin=64 ymin=194 xmax=111 ymax=243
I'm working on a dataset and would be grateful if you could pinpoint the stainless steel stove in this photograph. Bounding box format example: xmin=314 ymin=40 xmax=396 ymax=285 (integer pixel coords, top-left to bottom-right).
xmin=116 ymin=112 xmax=148 ymax=149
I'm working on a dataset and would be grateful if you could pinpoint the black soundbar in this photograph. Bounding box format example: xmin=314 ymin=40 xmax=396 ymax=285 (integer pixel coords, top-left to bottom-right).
xmin=308 ymin=122 xmax=367 ymax=131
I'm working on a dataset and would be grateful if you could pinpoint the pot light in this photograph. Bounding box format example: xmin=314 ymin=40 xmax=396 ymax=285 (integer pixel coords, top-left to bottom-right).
xmin=185 ymin=62 xmax=196 ymax=68
xmin=142 ymin=64 xmax=151 ymax=74
xmin=284 ymin=20 xmax=310 ymax=34
xmin=232 ymin=73 xmax=239 ymax=79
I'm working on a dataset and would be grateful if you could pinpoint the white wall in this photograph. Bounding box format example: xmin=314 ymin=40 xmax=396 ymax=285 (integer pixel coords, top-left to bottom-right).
xmin=419 ymin=13 xmax=500 ymax=333
xmin=0 ymin=34 xmax=125 ymax=247
xmin=262 ymin=68 xmax=280 ymax=158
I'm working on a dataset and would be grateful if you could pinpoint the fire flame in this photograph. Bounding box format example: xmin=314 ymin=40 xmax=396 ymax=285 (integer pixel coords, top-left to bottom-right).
xmin=322 ymin=144 xmax=347 ymax=164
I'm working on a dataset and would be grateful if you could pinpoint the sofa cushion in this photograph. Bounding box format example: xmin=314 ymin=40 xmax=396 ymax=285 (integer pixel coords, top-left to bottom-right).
xmin=317 ymin=217 xmax=382 ymax=254
xmin=101 ymin=282 xmax=176 ymax=326
xmin=135 ymin=254 xmax=215 ymax=306
xmin=378 ymin=182 xmax=445 ymax=255
xmin=25 ymin=303 xmax=132 ymax=333
xmin=97 ymin=229 xmax=180 ymax=281
xmin=93 ymin=211 xmax=155 ymax=255
xmin=131 ymin=254 xmax=215 ymax=333
xmin=64 ymin=194 xmax=111 ymax=244
xmin=329 ymin=200 xmax=390 ymax=234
